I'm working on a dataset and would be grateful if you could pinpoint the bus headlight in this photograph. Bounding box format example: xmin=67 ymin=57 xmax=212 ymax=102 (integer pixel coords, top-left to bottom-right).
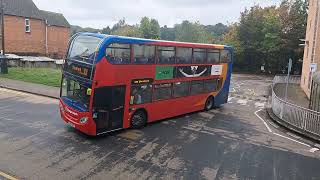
xmin=59 ymin=104 xmax=65 ymax=113
xmin=80 ymin=117 xmax=88 ymax=124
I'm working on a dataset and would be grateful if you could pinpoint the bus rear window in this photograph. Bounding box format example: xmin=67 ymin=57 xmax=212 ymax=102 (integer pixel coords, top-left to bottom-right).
xmin=68 ymin=36 xmax=102 ymax=63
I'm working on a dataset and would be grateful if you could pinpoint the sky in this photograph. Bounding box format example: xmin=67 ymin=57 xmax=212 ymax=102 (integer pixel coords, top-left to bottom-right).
xmin=33 ymin=0 xmax=281 ymax=29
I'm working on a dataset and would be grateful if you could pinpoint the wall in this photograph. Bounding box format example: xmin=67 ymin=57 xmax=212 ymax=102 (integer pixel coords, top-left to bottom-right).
xmin=3 ymin=15 xmax=46 ymax=56
xmin=47 ymin=26 xmax=70 ymax=59
xmin=301 ymin=0 xmax=320 ymax=98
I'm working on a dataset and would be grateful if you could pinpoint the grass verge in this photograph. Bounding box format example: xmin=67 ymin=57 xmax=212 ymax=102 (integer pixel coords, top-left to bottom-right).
xmin=0 ymin=67 xmax=62 ymax=87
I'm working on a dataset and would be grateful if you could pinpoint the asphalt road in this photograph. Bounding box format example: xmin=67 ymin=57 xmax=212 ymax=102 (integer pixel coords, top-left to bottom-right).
xmin=0 ymin=74 xmax=320 ymax=180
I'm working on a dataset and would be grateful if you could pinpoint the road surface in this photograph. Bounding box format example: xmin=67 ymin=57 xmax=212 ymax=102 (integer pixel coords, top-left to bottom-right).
xmin=0 ymin=74 xmax=319 ymax=180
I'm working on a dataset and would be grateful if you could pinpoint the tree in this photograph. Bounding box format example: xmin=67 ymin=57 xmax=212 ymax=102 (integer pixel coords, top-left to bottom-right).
xmin=175 ymin=20 xmax=214 ymax=43
xmin=111 ymin=18 xmax=126 ymax=32
xmin=101 ymin=26 xmax=111 ymax=34
xmin=139 ymin=17 xmax=160 ymax=39
xmin=111 ymin=25 xmax=141 ymax=37
xmin=205 ymin=23 xmax=229 ymax=42
xmin=160 ymin=25 xmax=176 ymax=41
xmin=279 ymin=0 xmax=307 ymax=73
xmin=149 ymin=19 xmax=160 ymax=39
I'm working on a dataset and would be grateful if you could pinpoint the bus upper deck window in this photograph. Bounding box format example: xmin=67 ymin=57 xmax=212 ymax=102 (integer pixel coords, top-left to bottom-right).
xmin=207 ymin=49 xmax=220 ymax=64
xmin=68 ymin=36 xmax=102 ymax=63
xmin=176 ymin=47 xmax=192 ymax=64
xmin=133 ymin=44 xmax=155 ymax=64
xmin=193 ymin=48 xmax=206 ymax=64
xmin=106 ymin=43 xmax=131 ymax=64
xmin=221 ymin=50 xmax=231 ymax=63
xmin=157 ymin=46 xmax=175 ymax=64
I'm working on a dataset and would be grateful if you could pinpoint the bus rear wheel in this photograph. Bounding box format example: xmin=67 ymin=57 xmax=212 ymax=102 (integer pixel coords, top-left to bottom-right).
xmin=131 ymin=110 xmax=147 ymax=129
xmin=205 ymin=96 xmax=214 ymax=111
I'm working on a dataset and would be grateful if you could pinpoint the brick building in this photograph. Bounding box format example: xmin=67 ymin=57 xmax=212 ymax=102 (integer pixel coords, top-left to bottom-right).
xmin=301 ymin=0 xmax=320 ymax=98
xmin=0 ymin=0 xmax=70 ymax=59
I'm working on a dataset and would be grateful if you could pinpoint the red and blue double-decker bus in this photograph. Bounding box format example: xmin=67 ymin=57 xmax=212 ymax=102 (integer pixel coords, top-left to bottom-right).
xmin=59 ymin=32 xmax=233 ymax=136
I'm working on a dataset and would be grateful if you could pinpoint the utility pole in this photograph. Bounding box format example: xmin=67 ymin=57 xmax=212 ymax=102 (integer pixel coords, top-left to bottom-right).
xmin=1 ymin=0 xmax=4 ymax=55
xmin=285 ymin=58 xmax=292 ymax=102
xmin=0 ymin=0 xmax=7 ymax=74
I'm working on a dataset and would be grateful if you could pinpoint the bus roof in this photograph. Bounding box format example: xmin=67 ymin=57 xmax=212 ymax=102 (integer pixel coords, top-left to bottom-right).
xmin=78 ymin=32 xmax=233 ymax=50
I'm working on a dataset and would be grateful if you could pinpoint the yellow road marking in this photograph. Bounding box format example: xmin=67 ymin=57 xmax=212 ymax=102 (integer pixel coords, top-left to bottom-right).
xmin=0 ymin=171 xmax=19 ymax=180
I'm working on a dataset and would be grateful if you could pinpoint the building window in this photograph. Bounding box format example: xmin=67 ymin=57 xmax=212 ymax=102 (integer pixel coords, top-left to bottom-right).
xmin=25 ymin=19 xmax=31 ymax=32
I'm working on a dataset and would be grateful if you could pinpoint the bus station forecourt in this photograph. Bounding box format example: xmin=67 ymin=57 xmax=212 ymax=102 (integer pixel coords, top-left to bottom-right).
xmin=0 ymin=34 xmax=320 ymax=179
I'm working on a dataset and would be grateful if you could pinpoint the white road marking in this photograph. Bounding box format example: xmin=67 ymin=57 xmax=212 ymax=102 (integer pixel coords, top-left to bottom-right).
xmin=309 ymin=148 xmax=319 ymax=153
xmin=254 ymin=109 xmax=272 ymax=133
xmin=237 ymin=99 xmax=248 ymax=105
xmin=254 ymin=109 xmax=312 ymax=148
xmin=0 ymin=171 xmax=19 ymax=180
xmin=254 ymin=102 xmax=265 ymax=109
xmin=273 ymin=132 xmax=311 ymax=147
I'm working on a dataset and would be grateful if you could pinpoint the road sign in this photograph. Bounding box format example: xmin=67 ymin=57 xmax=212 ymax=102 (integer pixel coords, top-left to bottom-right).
xmin=288 ymin=58 xmax=292 ymax=73
xmin=310 ymin=63 xmax=317 ymax=73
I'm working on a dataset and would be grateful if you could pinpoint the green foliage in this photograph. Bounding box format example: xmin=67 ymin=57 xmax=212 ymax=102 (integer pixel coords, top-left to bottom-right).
xmin=139 ymin=17 xmax=160 ymax=39
xmin=111 ymin=25 xmax=141 ymax=38
xmin=160 ymin=25 xmax=176 ymax=41
xmin=0 ymin=67 xmax=62 ymax=87
xmin=205 ymin=23 xmax=229 ymax=37
xmin=223 ymin=0 xmax=307 ymax=73
xmin=101 ymin=26 xmax=111 ymax=34
xmin=175 ymin=21 xmax=214 ymax=43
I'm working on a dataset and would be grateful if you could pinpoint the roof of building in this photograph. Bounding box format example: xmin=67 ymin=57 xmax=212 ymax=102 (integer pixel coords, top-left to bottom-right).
xmin=3 ymin=0 xmax=42 ymax=19
xmin=2 ymin=0 xmax=70 ymax=27
xmin=40 ymin=10 xmax=70 ymax=28
xmin=313 ymin=71 xmax=320 ymax=84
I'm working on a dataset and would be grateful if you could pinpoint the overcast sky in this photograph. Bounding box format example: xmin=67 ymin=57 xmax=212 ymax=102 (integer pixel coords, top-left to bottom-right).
xmin=33 ymin=0 xmax=280 ymax=29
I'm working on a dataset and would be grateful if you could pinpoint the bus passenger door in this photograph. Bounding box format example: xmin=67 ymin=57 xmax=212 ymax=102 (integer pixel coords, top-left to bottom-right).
xmin=93 ymin=86 xmax=126 ymax=134
xmin=109 ymin=86 xmax=126 ymax=130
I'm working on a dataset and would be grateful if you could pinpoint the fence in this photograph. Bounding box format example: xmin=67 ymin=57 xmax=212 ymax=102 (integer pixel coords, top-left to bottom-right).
xmin=271 ymin=75 xmax=320 ymax=139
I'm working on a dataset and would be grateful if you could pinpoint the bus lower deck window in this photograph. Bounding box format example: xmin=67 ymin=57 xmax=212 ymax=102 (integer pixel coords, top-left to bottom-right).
xmin=191 ymin=80 xmax=204 ymax=95
xmin=154 ymin=83 xmax=172 ymax=100
xmin=130 ymin=85 xmax=152 ymax=105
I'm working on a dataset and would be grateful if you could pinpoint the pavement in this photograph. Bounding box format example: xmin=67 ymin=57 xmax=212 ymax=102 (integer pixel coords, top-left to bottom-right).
xmin=0 ymin=78 xmax=60 ymax=99
xmin=0 ymin=74 xmax=320 ymax=180
xmin=273 ymin=83 xmax=309 ymax=108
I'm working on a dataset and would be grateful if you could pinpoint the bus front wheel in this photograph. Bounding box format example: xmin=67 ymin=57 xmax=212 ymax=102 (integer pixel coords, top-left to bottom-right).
xmin=205 ymin=96 xmax=214 ymax=111
xmin=131 ymin=110 xmax=147 ymax=129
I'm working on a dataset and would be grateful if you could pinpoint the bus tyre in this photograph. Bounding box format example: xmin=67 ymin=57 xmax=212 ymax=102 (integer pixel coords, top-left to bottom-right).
xmin=205 ymin=96 xmax=214 ymax=111
xmin=131 ymin=110 xmax=147 ymax=129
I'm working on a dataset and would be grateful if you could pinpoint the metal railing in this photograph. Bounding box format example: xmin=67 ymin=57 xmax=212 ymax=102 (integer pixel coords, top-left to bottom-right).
xmin=271 ymin=75 xmax=320 ymax=138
